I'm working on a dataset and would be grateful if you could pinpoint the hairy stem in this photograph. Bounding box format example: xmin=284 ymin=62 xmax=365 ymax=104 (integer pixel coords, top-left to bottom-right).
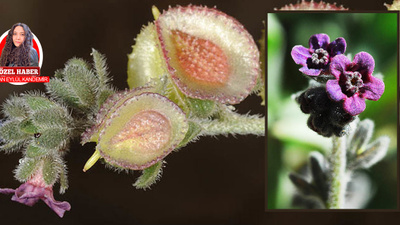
xmin=198 ymin=109 xmax=265 ymax=136
xmin=327 ymin=135 xmax=347 ymax=209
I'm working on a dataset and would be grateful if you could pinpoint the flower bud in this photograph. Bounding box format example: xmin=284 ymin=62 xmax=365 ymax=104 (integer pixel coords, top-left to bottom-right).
xmin=297 ymin=87 xmax=355 ymax=137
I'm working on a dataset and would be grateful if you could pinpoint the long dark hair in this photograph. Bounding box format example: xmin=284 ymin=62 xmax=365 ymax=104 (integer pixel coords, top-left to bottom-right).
xmin=0 ymin=23 xmax=34 ymax=66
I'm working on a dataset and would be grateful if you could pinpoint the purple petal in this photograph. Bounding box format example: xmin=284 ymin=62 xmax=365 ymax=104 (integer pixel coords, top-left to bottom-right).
xmin=328 ymin=37 xmax=346 ymax=57
xmin=299 ymin=66 xmax=321 ymax=76
xmin=309 ymin=33 xmax=330 ymax=50
xmin=330 ymin=55 xmax=351 ymax=78
xmin=353 ymin=52 xmax=375 ymax=76
xmin=326 ymin=79 xmax=346 ymax=101
xmin=11 ymin=193 xmax=40 ymax=206
xmin=291 ymin=45 xmax=310 ymax=65
xmin=42 ymin=192 xmax=71 ymax=218
xmin=362 ymin=75 xmax=385 ymax=101
xmin=343 ymin=95 xmax=366 ymax=116
xmin=0 ymin=188 xmax=16 ymax=194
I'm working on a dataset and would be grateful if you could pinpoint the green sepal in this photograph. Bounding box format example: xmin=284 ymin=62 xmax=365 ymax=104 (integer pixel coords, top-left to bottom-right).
xmin=31 ymin=107 xmax=70 ymax=129
xmin=34 ymin=127 xmax=69 ymax=150
xmin=42 ymin=156 xmax=58 ymax=186
xmin=0 ymin=120 xmax=31 ymax=142
xmin=24 ymin=95 xmax=57 ymax=111
xmin=25 ymin=144 xmax=47 ymax=158
xmin=91 ymin=49 xmax=111 ymax=90
xmin=2 ymin=95 xmax=28 ymax=119
xmin=46 ymin=78 xmax=81 ymax=109
xmin=177 ymin=121 xmax=202 ymax=148
xmin=96 ymin=88 xmax=115 ymax=110
xmin=133 ymin=161 xmax=163 ymax=189
xmin=59 ymin=168 xmax=69 ymax=194
xmin=65 ymin=57 xmax=91 ymax=70
xmin=63 ymin=62 xmax=98 ymax=111
xmin=19 ymin=119 xmax=39 ymax=134
xmin=187 ymin=98 xmax=216 ymax=118
xmin=15 ymin=157 xmax=39 ymax=182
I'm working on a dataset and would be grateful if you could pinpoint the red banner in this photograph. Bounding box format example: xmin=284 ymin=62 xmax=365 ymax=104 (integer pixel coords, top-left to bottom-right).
xmin=0 ymin=67 xmax=48 ymax=83
xmin=0 ymin=67 xmax=40 ymax=75
xmin=0 ymin=75 xmax=49 ymax=83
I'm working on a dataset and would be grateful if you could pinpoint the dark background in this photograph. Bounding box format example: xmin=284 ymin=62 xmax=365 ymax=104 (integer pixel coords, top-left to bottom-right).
xmin=0 ymin=0 xmax=397 ymax=224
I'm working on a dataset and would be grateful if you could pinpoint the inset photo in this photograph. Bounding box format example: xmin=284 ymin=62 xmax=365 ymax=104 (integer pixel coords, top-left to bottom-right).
xmin=267 ymin=12 xmax=398 ymax=209
xmin=0 ymin=23 xmax=42 ymax=67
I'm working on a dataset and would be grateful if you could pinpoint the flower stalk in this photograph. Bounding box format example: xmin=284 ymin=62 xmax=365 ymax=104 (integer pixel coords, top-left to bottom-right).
xmin=197 ymin=106 xmax=265 ymax=136
xmin=327 ymin=135 xmax=347 ymax=209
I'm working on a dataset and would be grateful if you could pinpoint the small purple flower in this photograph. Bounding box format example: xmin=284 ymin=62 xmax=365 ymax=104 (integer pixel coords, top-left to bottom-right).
xmin=291 ymin=33 xmax=346 ymax=76
xmin=0 ymin=170 xmax=71 ymax=218
xmin=326 ymin=52 xmax=385 ymax=116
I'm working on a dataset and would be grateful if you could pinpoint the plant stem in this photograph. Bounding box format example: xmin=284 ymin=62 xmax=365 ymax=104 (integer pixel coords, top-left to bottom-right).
xmin=198 ymin=111 xmax=265 ymax=136
xmin=327 ymin=135 xmax=347 ymax=209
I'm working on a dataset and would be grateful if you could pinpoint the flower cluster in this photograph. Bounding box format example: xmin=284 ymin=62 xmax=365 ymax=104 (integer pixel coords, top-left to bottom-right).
xmin=292 ymin=34 xmax=384 ymax=136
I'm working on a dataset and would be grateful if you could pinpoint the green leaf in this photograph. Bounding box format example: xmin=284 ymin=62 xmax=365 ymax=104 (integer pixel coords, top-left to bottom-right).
xmin=348 ymin=136 xmax=390 ymax=169
xmin=347 ymin=119 xmax=374 ymax=156
xmin=133 ymin=161 xmax=163 ymax=189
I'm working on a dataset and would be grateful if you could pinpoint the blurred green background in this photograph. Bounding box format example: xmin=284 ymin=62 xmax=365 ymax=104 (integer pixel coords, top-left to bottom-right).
xmin=267 ymin=13 xmax=398 ymax=209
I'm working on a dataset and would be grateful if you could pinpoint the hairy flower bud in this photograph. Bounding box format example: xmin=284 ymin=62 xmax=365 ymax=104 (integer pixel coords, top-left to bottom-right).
xmin=296 ymin=87 xmax=355 ymax=137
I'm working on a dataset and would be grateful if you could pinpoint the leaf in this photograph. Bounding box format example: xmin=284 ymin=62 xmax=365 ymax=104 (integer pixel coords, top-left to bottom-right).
xmin=133 ymin=161 xmax=163 ymax=190
xmin=347 ymin=119 xmax=374 ymax=156
xmin=348 ymin=136 xmax=390 ymax=169
xmin=289 ymin=173 xmax=319 ymax=196
xmin=309 ymin=153 xmax=328 ymax=201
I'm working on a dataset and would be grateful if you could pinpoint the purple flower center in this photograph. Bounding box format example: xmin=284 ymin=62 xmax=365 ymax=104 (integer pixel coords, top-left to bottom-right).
xmin=340 ymin=71 xmax=364 ymax=97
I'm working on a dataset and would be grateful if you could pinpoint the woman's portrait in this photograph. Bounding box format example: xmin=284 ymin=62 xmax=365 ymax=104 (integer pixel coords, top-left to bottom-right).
xmin=0 ymin=23 xmax=38 ymax=67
